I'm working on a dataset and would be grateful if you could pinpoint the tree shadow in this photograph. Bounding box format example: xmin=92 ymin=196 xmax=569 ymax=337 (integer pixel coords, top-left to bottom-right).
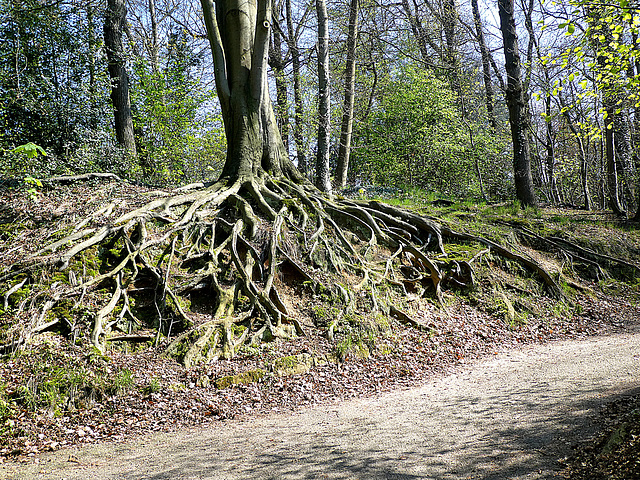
xmin=116 ymin=383 xmax=640 ymax=480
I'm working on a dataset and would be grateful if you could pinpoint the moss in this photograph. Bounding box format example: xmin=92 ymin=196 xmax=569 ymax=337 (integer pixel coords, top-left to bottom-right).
xmin=272 ymin=353 xmax=313 ymax=376
xmin=214 ymin=369 xmax=266 ymax=389
xmin=311 ymin=305 xmax=340 ymax=327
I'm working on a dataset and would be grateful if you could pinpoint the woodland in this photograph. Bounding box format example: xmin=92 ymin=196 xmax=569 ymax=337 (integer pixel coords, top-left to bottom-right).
xmin=0 ymin=0 xmax=640 ymax=476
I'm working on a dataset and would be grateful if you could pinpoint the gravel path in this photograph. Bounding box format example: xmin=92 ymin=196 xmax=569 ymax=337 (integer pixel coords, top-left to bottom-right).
xmin=3 ymin=331 xmax=640 ymax=480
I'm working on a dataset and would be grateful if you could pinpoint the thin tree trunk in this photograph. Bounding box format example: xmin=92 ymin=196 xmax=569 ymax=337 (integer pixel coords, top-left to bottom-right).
xmin=587 ymin=5 xmax=625 ymax=215
xmin=578 ymin=135 xmax=592 ymax=211
xmin=104 ymin=0 xmax=137 ymax=160
xmin=87 ymin=5 xmax=98 ymax=131
xmin=442 ymin=0 xmax=461 ymax=99
xmin=270 ymin=26 xmax=289 ymax=154
xmin=402 ymin=0 xmax=429 ymax=62
xmin=613 ymin=112 xmax=633 ymax=208
xmin=544 ymin=94 xmax=560 ymax=204
xmin=498 ymin=0 xmax=536 ymax=207
xmin=335 ymin=0 xmax=359 ymax=190
xmin=605 ymin=105 xmax=625 ymax=214
xmin=471 ymin=0 xmax=496 ymax=130
xmin=562 ymin=109 xmax=592 ymax=211
xmin=286 ymin=0 xmax=308 ymax=175
xmin=315 ymin=0 xmax=331 ymax=193
xmin=148 ymin=0 xmax=159 ymax=71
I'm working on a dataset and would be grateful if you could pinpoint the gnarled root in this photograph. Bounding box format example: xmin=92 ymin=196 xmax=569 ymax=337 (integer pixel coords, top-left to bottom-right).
xmin=0 ymin=177 xmax=567 ymax=361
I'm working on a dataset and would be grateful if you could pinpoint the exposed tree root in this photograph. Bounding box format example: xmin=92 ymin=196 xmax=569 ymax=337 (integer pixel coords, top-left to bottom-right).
xmin=504 ymin=222 xmax=640 ymax=281
xmin=0 ymin=178 xmax=573 ymax=364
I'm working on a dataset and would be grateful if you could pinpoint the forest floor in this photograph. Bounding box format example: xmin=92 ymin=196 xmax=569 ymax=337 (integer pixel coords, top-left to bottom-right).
xmin=1 ymin=181 xmax=639 ymax=477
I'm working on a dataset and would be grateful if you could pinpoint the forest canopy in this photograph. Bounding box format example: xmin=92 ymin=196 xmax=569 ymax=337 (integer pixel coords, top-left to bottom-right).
xmin=0 ymin=0 xmax=638 ymax=216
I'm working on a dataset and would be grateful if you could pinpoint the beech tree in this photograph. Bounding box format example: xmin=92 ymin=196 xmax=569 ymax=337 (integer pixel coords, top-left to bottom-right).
xmin=104 ymin=0 xmax=137 ymax=160
xmin=498 ymin=0 xmax=537 ymax=207
xmin=0 ymin=0 xmax=566 ymax=365
xmin=335 ymin=0 xmax=359 ymax=189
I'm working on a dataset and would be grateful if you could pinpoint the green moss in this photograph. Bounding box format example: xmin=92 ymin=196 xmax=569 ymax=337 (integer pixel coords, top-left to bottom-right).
xmin=214 ymin=369 xmax=266 ymax=389
xmin=271 ymin=353 xmax=313 ymax=376
xmin=311 ymin=305 xmax=341 ymax=326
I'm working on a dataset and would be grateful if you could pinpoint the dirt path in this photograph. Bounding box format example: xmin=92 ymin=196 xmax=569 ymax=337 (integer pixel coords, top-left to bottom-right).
xmin=3 ymin=331 xmax=640 ymax=480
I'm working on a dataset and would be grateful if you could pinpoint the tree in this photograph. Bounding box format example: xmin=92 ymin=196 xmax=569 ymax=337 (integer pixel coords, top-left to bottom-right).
xmin=0 ymin=0 xmax=566 ymax=367
xmin=471 ymin=0 xmax=497 ymax=130
xmin=0 ymin=0 xmax=111 ymax=172
xmin=335 ymin=0 xmax=359 ymax=189
xmin=104 ymin=0 xmax=138 ymax=160
xmin=315 ymin=0 xmax=332 ymax=193
xmin=498 ymin=0 xmax=537 ymax=207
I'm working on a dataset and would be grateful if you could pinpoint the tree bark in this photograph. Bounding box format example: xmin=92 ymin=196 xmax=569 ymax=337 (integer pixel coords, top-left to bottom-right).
xmin=605 ymin=106 xmax=625 ymax=214
xmin=442 ymin=0 xmax=461 ymax=99
xmin=104 ymin=0 xmax=137 ymax=160
xmin=471 ymin=0 xmax=496 ymax=130
xmin=270 ymin=24 xmax=289 ymax=155
xmin=587 ymin=5 xmax=625 ymax=215
xmin=335 ymin=0 xmax=359 ymax=190
xmin=498 ymin=0 xmax=537 ymax=207
xmin=315 ymin=0 xmax=332 ymax=193
xmin=200 ymin=0 xmax=302 ymax=183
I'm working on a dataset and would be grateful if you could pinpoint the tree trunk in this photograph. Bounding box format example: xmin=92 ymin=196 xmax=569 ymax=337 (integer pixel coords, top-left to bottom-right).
xmin=87 ymin=4 xmax=98 ymax=131
xmin=587 ymin=5 xmax=625 ymax=215
xmin=544 ymin=94 xmax=560 ymax=204
xmin=498 ymin=0 xmax=537 ymax=207
xmin=578 ymin=135 xmax=592 ymax=211
xmin=285 ymin=0 xmax=308 ymax=175
xmin=605 ymin=105 xmax=625 ymax=214
xmin=471 ymin=0 xmax=496 ymax=130
xmin=148 ymin=0 xmax=159 ymax=71
xmin=270 ymin=25 xmax=289 ymax=155
xmin=315 ymin=0 xmax=332 ymax=193
xmin=442 ymin=0 xmax=461 ymax=99
xmin=104 ymin=0 xmax=137 ymax=160
xmin=613 ymin=112 xmax=633 ymax=209
xmin=401 ymin=0 xmax=432 ymax=63
xmin=200 ymin=0 xmax=302 ymax=183
xmin=335 ymin=0 xmax=359 ymax=190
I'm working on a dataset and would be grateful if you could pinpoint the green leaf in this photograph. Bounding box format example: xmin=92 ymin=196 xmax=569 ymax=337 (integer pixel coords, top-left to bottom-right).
xmin=12 ymin=142 xmax=47 ymax=159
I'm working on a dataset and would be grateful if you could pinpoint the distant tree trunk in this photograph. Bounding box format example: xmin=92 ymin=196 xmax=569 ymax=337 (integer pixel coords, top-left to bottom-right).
xmin=613 ymin=112 xmax=633 ymax=208
xmin=587 ymin=5 xmax=625 ymax=215
xmin=471 ymin=0 xmax=496 ymax=130
xmin=148 ymin=0 xmax=159 ymax=71
xmin=315 ymin=0 xmax=332 ymax=193
xmin=402 ymin=0 xmax=429 ymax=62
xmin=498 ymin=0 xmax=537 ymax=207
xmin=578 ymin=135 xmax=592 ymax=211
xmin=604 ymin=106 xmax=625 ymax=214
xmin=335 ymin=0 xmax=359 ymax=190
xmin=87 ymin=5 xmax=98 ymax=131
xmin=442 ymin=0 xmax=461 ymax=99
xmin=270 ymin=25 xmax=289 ymax=155
xmin=544 ymin=94 xmax=561 ymax=204
xmin=104 ymin=0 xmax=137 ymax=160
xmin=562 ymin=109 xmax=592 ymax=211
xmin=285 ymin=0 xmax=308 ymax=175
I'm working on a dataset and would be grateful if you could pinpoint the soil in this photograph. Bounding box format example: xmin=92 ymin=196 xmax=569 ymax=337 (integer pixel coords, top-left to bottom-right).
xmin=1 ymin=182 xmax=640 ymax=478
xmin=2 ymin=328 xmax=639 ymax=479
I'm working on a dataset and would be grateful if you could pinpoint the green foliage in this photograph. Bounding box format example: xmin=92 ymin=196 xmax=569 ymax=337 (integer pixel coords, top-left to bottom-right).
xmin=351 ymin=66 xmax=506 ymax=199
xmin=143 ymin=378 xmax=162 ymax=396
xmin=0 ymin=1 xmax=112 ymax=174
xmin=130 ymin=28 xmax=226 ymax=185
